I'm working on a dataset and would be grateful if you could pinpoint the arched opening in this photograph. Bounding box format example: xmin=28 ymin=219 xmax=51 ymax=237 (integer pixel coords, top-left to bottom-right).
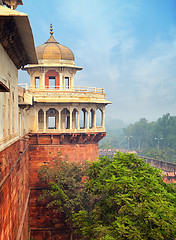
xmin=45 ymin=70 xmax=60 ymax=89
xmin=61 ymin=108 xmax=70 ymax=129
xmin=72 ymin=108 xmax=78 ymax=129
xmin=96 ymin=109 xmax=102 ymax=127
xmin=79 ymin=108 xmax=87 ymax=129
xmin=89 ymin=109 xmax=95 ymax=128
xmin=38 ymin=109 xmax=44 ymax=130
xmin=46 ymin=108 xmax=59 ymax=129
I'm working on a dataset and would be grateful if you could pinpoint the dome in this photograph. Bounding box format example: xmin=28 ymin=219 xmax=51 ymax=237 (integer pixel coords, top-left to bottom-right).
xmin=36 ymin=25 xmax=74 ymax=61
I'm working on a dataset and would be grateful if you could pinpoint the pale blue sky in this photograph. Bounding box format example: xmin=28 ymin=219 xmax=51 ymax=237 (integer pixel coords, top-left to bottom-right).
xmin=18 ymin=0 xmax=176 ymax=123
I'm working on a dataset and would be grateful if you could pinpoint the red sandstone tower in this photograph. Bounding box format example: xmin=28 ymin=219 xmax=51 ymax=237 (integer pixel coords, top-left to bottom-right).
xmin=22 ymin=25 xmax=111 ymax=238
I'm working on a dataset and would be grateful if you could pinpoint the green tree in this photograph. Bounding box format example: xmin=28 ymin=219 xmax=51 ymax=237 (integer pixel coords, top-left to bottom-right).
xmin=38 ymin=157 xmax=89 ymax=240
xmin=75 ymin=153 xmax=176 ymax=240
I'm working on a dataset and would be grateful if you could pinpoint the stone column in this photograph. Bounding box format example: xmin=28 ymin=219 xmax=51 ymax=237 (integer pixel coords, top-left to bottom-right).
xmin=70 ymin=76 xmax=74 ymax=90
xmin=44 ymin=110 xmax=46 ymax=132
xmin=36 ymin=110 xmax=38 ymax=131
xmin=41 ymin=72 xmax=45 ymax=89
xmin=93 ymin=110 xmax=96 ymax=129
xmin=102 ymin=109 xmax=105 ymax=129
xmin=87 ymin=111 xmax=89 ymax=129
xmin=83 ymin=111 xmax=86 ymax=128
xmin=70 ymin=109 xmax=73 ymax=129
xmin=59 ymin=111 xmax=61 ymax=129
xmin=77 ymin=112 xmax=80 ymax=130
xmin=59 ymin=74 xmax=63 ymax=90
xmin=31 ymin=76 xmax=35 ymax=90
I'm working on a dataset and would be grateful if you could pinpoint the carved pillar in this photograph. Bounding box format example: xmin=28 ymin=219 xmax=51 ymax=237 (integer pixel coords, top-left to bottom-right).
xmin=70 ymin=76 xmax=74 ymax=90
xmin=87 ymin=111 xmax=89 ymax=129
xmin=44 ymin=110 xmax=46 ymax=132
xmin=83 ymin=111 xmax=86 ymax=128
xmin=59 ymin=111 xmax=61 ymax=129
xmin=70 ymin=109 xmax=73 ymax=129
xmin=93 ymin=110 xmax=96 ymax=129
xmin=102 ymin=109 xmax=105 ymax=129
xmin=77 ymin=112 xmax=80 ymax=130
xmin=41 ymin=72 xmax=45 ymax=89
xmin=36 ymin=110 xmax=38 ymax=131
xmin=31 ymin=75 xmax=35 ymax=90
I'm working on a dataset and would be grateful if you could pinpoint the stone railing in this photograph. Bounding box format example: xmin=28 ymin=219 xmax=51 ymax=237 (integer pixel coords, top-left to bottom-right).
xmin=18 ymin=84 xmax=105 ymax=94
xmin=19 ymin=84 xmax=107 ymax=101
xmin=32 ymin=127 xmax=106 ymax=134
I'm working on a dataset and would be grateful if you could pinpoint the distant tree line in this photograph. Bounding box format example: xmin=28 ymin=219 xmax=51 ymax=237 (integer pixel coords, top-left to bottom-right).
xmin=99 ymin=113 xmax=176 ymax=163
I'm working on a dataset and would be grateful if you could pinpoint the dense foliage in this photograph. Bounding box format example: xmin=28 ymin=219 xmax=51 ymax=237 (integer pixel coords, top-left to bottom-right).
xmin=38 ymin=153 xmax=176 ymax=240
xmin=99 ymin=114 xmax=176 ymax=162
xmin=75 ymin=153 xmax=176 ymax=240
xmin=38 ymin=157 xmax=90 ymax=240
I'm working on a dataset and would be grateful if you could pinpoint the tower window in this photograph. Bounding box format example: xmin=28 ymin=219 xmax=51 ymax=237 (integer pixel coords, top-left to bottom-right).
xmin=65 ymin=77 xmax=69 ymax=89
xmin=35 ymin=77 xmax=40 ymax=88
xmin=49 ymin=77 xmax=56 ymax=89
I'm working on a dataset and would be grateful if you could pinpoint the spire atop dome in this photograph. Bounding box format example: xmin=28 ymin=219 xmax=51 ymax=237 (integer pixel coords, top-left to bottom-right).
xmin=45 ymin=23 xmax=58 ymax=44
xmin=50 ymin=23 xmax=53 ymax=36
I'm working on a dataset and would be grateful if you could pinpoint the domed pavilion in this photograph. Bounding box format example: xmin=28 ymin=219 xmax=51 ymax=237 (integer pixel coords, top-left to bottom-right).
xmin=23 ymin=24 xmax=110 ymax=138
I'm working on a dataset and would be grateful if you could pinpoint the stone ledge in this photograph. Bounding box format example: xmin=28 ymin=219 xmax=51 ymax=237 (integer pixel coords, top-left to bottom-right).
xmin=29 ymin=132 xmax=106 ymax=145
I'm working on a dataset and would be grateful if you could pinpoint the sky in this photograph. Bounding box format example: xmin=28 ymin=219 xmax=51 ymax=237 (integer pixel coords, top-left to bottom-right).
xmin=18 ymin=0 xmax=176 ymax=124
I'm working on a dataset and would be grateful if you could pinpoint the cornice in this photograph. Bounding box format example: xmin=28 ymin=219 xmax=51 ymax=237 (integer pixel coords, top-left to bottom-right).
xmin=0 ymin=17 xmax=29 ymax=69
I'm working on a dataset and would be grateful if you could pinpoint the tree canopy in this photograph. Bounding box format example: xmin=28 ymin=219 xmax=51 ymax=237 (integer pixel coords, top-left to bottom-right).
xmin=38 ymin=158 xmax=89 ymax=240
xmin=38 ymin=153 xmax=176 ymax=240
xmin=75 ymin=153 xmax=176 ymax=240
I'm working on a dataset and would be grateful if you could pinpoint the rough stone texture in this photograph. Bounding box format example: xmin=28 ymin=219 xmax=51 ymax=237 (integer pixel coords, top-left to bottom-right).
xmin=0 ymin=137 xmax=30 ymax=240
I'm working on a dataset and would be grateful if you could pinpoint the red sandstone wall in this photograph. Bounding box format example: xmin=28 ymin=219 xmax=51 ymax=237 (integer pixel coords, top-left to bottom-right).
xmin=29 ymin=134 xmax=99 ymax=239
xmin=0 ymin=137 xmax=30 ymax=240
xmin=29 ymin=143 xmax=99 ymax=188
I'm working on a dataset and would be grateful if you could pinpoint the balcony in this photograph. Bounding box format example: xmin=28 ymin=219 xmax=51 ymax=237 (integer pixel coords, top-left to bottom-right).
xmin=18 ymin=84 xmax=110 ymax=104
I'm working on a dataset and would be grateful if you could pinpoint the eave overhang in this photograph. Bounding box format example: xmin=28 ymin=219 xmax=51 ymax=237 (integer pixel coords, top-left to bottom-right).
xmin=33 ymin=98 xmax=112 ymax=104
xmin=0 ymin=6 xmax=38 ymax=69
xmin=23 ymin=64 xmax=83 ymax=71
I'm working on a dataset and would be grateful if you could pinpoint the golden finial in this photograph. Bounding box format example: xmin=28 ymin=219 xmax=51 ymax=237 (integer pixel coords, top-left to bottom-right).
xmin=50 ymin=23 xmax=53 ymax=36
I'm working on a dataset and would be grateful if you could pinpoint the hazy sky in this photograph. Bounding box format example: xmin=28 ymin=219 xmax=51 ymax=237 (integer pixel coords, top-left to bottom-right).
xmin=18 ymin=0 xmax=176 ymax=123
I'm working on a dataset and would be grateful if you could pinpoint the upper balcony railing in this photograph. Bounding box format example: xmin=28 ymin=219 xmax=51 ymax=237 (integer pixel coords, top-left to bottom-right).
xmin=18 ymin=84 xmax=105 ymax=94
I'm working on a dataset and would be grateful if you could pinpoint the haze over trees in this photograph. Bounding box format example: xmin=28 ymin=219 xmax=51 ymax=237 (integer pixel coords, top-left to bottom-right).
xmin=38 ymin=153 xmax=176 ymax=240
xmin=100 ymin=113 xmax=176 ymax=163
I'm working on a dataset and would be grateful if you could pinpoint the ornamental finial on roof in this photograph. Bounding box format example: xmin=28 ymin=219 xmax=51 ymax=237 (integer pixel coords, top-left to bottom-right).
xmin=50 ymin=23 xmax=53 ymax=36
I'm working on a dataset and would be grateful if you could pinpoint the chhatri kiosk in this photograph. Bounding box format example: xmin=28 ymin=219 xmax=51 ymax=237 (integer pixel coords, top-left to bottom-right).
xmin=23 ymin=24 xmax=110 ymax=162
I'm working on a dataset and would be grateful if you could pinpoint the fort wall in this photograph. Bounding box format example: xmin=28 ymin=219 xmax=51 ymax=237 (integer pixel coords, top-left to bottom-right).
xmin=29 ymin=133 xmax=99 ymax=239
xmin=0 ymin=137 xmax=30 ymax=240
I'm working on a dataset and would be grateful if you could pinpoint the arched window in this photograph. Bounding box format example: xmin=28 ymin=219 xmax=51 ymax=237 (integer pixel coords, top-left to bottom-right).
xmin=46 ymin=108 xmax=59 ymax=129
xmin=61 ymin=108 xmax=70 ymax=129
xmin=96 ymin=109 xmax=102 ymax=127
xmin=45 ymin=70 xmax=60 ymax=89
